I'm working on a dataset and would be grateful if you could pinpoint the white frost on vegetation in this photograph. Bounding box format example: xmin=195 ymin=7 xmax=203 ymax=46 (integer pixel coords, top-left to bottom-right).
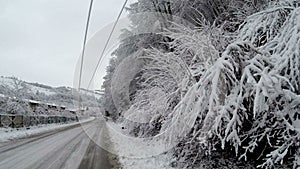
xmin=162 ymin=3 xmax=300 ymax=168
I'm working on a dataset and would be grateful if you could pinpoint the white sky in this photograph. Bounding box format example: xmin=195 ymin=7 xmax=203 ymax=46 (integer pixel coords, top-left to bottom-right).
xmin=0 ymin=0 xmax=134 ymax=88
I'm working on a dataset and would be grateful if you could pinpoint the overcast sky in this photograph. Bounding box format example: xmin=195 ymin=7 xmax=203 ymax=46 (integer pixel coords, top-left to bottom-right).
xmin=0 ymin=0 xmax=134 ymax=88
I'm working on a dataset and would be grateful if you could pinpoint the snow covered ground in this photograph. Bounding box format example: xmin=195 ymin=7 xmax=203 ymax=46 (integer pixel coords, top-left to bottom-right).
xmin=29 ymin=85 xmax=56 ymax=96
xmin=105 ymin=121 xmax=175 ymax=169
xmin=0 ymin=117 xmax=95 ymax=142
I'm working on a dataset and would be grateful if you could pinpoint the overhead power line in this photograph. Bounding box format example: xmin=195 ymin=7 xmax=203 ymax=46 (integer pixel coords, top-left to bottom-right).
xmin=77 ymin=0 xmax=94 ymax=119
xmin=78 ymin=0 xmax=94 ymax=92
xmin=87 ymin=0 xmax=129 ymax=90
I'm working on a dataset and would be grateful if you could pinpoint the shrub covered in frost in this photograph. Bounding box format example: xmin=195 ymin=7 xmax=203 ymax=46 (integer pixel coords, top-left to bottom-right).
xmin=166 ymin=2 xmax=300 ymax=168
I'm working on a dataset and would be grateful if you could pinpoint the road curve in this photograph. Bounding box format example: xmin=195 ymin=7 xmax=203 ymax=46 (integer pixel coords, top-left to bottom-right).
xmin=0 ymin=119 xmax=115 ymax=169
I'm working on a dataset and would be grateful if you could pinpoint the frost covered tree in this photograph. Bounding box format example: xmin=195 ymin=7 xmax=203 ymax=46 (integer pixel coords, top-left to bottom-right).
xmin=162 ymin=1 xmax=300 ymax=168
xmin=0 ymin=77 xmax=32 ymax=115
xmin=101 ymin=0 xmax=299 ymax=168
xmin=101 ymin=58 xmax=119 ymax=120
xmin=9 ymin=77 xmax=29 ymax=98
xmin=101 ymin=0 xmax=176 ymax=121
xmin=1 ymin=98 xmax=31 ymax=115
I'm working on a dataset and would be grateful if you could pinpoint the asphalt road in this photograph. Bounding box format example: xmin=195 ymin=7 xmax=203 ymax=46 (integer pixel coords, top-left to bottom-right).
xmin=0 ymin=119 xmax=115 ymax=169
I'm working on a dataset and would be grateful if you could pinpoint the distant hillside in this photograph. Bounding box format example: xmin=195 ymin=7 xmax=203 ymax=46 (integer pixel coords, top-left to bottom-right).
xmin=0 ymin=76 xmax=102 ymax=109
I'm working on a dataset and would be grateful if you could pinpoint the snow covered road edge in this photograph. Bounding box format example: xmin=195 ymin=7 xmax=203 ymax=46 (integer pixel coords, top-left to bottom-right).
xmin=0 ymin=117 xmax=95 ymax=143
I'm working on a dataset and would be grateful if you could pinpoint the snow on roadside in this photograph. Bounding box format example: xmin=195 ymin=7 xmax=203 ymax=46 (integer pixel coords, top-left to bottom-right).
xmin=106 ymin=121 xmax=175 ymax=169
xmin=115 ymin=152 xmax=174 ymax=169
xmin=0 ymin=117 xmax=95 ymax=142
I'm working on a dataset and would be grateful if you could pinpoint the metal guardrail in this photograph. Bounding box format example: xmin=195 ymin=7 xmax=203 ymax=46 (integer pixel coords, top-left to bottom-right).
xmin=0 ymin=114 xmax=77 ymax=128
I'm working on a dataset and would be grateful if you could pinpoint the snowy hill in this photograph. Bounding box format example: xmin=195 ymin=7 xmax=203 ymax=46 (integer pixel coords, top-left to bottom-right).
xmin=0 ymin=76 xmax=102 ymax=108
